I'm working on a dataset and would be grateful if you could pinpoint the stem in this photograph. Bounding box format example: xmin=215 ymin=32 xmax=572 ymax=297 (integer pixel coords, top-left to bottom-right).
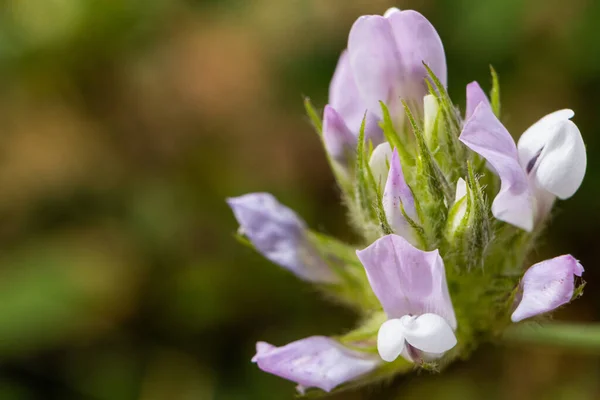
xmin=503 ymin=322 xmax=600 ymax=353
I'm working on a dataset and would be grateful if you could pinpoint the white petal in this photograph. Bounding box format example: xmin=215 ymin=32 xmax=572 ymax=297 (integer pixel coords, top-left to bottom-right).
xmin=369 ymin=142 xmax=393 ymax=187
xmin=377 ymin=319 xmax=406 ymax=362
xmin=455 ymin=177 xmax=467 ymax=202
xmin=423 ymin=94 xmax=439 ymax=145
xmin=517 ymin=109 xmax=574 ymax=169
xmin=532 ymin=120 xmax=586 ymax=199
xmin=449 ymin=178 xmax=468 ymax=232
xmin=401 ymin=313 xmax=457 ymax=354
xmin=383 ymin=7 xmax=401 ymax=18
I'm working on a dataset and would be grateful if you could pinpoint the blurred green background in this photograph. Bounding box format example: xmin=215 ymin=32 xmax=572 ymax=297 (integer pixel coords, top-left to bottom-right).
xmin=0 ymin=0 xmax=598 ymax=399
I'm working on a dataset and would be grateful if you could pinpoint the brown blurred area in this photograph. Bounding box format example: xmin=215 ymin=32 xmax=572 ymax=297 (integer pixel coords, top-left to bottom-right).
xmin=0 ymin=0 xmax=599 ymax=399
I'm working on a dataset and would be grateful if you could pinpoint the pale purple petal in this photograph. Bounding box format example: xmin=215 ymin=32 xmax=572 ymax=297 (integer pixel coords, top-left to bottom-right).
xmin=348 ymin=11 xmax=446 ymax=123
xmin=459 ymin=103 xmax=534 ymax=231
xmin=322 ymin=105 xmax=357 ymax=165
xmin=511 ymin=255 xmax=584 ymax=322
xmin=328 ymin=51 xmax=383 ymax=145
xmin=383 ymin=149 xmax=419 ymax=245
xmin=227 ymin=193 xmax=335 ymax=283
xmin=356 ymin=234 xmax=457 ymax=329
xmin=252 ymin=336 xmax=379 ymax=393
xmin=348 ymin=15 xmax=402 ymax=120
xmin=465 ymin=81 xmax=490 ymax=120
xmin=387 ymin=10 xmax=447 ymax=91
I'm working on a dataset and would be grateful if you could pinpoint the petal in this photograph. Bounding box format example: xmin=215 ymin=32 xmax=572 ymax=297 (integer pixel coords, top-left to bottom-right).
xmin=252 ymin=336 xmax=379 ymax=393
xmin=369 ymin=142 xmax=394 ymax=187
xmin=465 ymin=81 xmax=490 ymax=120
xmin=401 ymin=313 xmax=457 ymax=354
xmin=459 ymin=103 xmax=534 ymax=231
xmin=511 ymin=255 xmax=584 ymax=322
xmin=530 ymin=120 xmax=586 ymax=199
xmin=387 ymin=10 xmax=447 ymax=88
xmin=328 ymin=51 xmax=383 ymax=145
xmin=356 ymin=234 xmax=457 ymax=329
xmin=348 ymin=11 xmax=446 ymax=125
xmin=377 ymin=319 xmax=406 ymax=362
xmin=455 ymin=177 xmax=467 ymax=202
xmin=517 ymin=109 xmax=574 ymax=169
xmin=383 ymin=149 xmax=419 ymax=244
xmin=227 ymin=193 xmax=335 ymax=283
xmin=449 ymin=178 xmax=468 ymax=231
xmin=383 ymin=7 xmax=401 ymax=18
xmin=252 ymin=341 xmax=276 ymax=362
xmin=322 ymin=105 xmax=357 ymax=165
xmin=348 ymin=15 xmax=403 ymax=121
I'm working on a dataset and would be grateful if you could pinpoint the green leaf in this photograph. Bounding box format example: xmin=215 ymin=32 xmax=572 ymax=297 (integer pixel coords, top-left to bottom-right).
xmin=304 ymin=97 xmax=323 ymax=135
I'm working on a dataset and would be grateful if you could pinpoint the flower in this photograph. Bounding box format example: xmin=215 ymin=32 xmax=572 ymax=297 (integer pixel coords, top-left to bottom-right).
xmin=252 ymin=336 xmax=379 ymax=393
xmin=356 ymin=235 xmax=457 ymax=362
xmin=512 ymin=255 xmax=584 ymax=322
xmin=227 ymin=193 xmax=335 ymax=283
xmin=460 ymin=83 xmax=586 ymax=230
xmin=323 ymin=7 xmax=447 ymax=164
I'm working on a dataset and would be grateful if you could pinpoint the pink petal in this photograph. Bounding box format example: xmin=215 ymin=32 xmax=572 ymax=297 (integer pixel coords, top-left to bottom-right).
xmin=465 ymin=81 xmax=490 ymax=120
xmin=252 ymin=336 xmax=379 ymax=392
xmin=459 ymin=103 xmax=534 ymax=231
xmin=227 ymin=193 xmax=336 ymax=283
xmin=512 ymin=255 xmax=584 ymax=322
xmin=328 ymin=50 xmax=383 ymax=145
xmin=383 ymin=149 xmax=418 ymax=245
xmin=322 ymin=105 xmax=357 ymax=164
xmin=356 ymin=235 xmax=456 ymax=329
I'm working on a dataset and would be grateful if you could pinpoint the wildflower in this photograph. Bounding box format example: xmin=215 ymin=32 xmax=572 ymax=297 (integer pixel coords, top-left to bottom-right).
xmin=460 ymin=83 xmax=586 ymax=230
xmin=227 ymin=193 xmax=335 ymax=283
xmin=230 ymin=6 xmax=587 ymax=395
xmin=512 ymin=255 xmax=584 ymax=322
xmin=252 ymin=337 xmax=379 ymax=393
xmin=356 ymin=235 xmax=457 ymax=362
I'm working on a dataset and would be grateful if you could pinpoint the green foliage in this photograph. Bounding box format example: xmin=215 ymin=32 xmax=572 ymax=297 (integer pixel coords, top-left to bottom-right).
xmin=403 ymin=100 xmax=451 ymax=248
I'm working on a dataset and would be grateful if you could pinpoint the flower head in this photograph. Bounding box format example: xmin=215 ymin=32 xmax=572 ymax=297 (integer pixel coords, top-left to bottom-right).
xmin=231 ymin=7 xmax=588 ymax=395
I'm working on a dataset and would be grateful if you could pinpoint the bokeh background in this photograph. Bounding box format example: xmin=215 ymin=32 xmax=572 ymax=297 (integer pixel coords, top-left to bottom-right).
xmin=0 ymin=0 xmax=598 ymax=399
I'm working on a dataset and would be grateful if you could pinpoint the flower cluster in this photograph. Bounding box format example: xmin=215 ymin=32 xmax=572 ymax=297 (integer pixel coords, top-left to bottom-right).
xmin=227 ymin=7 xmax=586 ymax=395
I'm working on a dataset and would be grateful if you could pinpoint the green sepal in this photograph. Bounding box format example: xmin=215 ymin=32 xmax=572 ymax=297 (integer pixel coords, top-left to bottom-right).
xmin=424 ymin=63 xmax=466 ymax=181
xmin=444 ymin=162 xmax=491 ymax=271
xmin=349 ymin=114 xmax=390 ymax=242
xmin=307 ymin=231 xmax=381 ymax=312
xmin=304 ymin=97 xmax=323 ymax=135
xmin=379 ymin=101 xmax=414 ymax=170
xmin=403 ymin=100 xmax=451 ymax=248
xmin=490 ymin=66 xmax=501 ymax=118
xmin=463 ymin=162 xmax=492 ymax=269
